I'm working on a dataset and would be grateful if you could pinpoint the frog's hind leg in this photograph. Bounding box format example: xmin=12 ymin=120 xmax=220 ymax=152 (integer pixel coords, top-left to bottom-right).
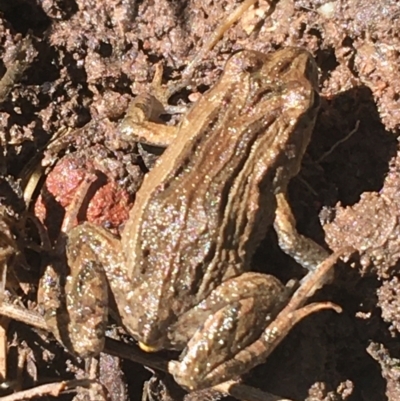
xmin=169 ymin=271 xmax=288 ymax=390
xmin=169 ymin=248 xmax=352 ymax=391
xmin=39 ymin=175 xmax=110 ymax=358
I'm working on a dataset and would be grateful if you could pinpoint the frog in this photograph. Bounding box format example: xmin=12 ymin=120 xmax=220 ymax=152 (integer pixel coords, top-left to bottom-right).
xmin=38 ymin=46 xmax=336 ymax=391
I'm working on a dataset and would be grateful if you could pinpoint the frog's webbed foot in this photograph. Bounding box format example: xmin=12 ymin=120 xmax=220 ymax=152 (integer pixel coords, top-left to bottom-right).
xmin=204 ymin=249 xmax=353 ymax=389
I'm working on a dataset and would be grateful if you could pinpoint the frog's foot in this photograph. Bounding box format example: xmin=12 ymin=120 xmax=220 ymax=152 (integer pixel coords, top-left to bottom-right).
xmin=117 ymin=95 xmax=178 ymax=150
xmin=118 ymin=63 xmax=181 ymax=149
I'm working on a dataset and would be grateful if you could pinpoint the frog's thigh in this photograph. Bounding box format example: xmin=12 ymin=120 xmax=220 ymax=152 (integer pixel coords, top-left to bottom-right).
xmin=62 ymin=222 xmax=123 ymax=357
xmin=171 ymin=272 xmax=287 ymax=390
xmin=274 ymin=192 xmax=329 ymax=272
xmin=39 ymin=223 xmax=111 ymax=357
xmin=64 ymin=256 xmax=108 ymax=357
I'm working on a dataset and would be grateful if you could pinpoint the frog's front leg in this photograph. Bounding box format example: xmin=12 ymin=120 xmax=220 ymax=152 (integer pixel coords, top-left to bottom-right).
xmin=119 ymin=92 xmax=177 ymax=148
xmin=168 ymin=272 xmax=292 ymax=390
xmin=274 ymin=192 xmax=330 ymax=274
xmin=118 ymin=64 xmax=180 ymax=149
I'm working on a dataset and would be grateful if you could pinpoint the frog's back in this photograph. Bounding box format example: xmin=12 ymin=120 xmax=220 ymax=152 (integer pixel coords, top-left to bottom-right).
xmin=121 ymin=48 xmax=319 ymax=347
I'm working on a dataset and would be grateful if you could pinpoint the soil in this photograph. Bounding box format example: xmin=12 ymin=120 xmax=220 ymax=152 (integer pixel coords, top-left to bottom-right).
xmin=0 ymin=0 xmax=400 ymax=400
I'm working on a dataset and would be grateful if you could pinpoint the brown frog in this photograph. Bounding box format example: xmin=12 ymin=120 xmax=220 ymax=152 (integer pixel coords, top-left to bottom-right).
xmin=43 ymin=47 xmax=330 ymax=390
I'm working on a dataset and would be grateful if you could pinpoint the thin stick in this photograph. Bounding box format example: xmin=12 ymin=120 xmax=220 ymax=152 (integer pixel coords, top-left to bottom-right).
xmin=0 ymin=318 xmax=8 ymax=382
xmin=0 ymin=304 xmax=47 ymax=331
xmin=166 ymin=0 xmax=270 ymax=98
xmin=315 ymin=120 xmax=360 ymax=163
xmin=0 ymin=379 xmax=92 ymax=401
xmin=181 ymin=0 xmax=258 ymax=80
